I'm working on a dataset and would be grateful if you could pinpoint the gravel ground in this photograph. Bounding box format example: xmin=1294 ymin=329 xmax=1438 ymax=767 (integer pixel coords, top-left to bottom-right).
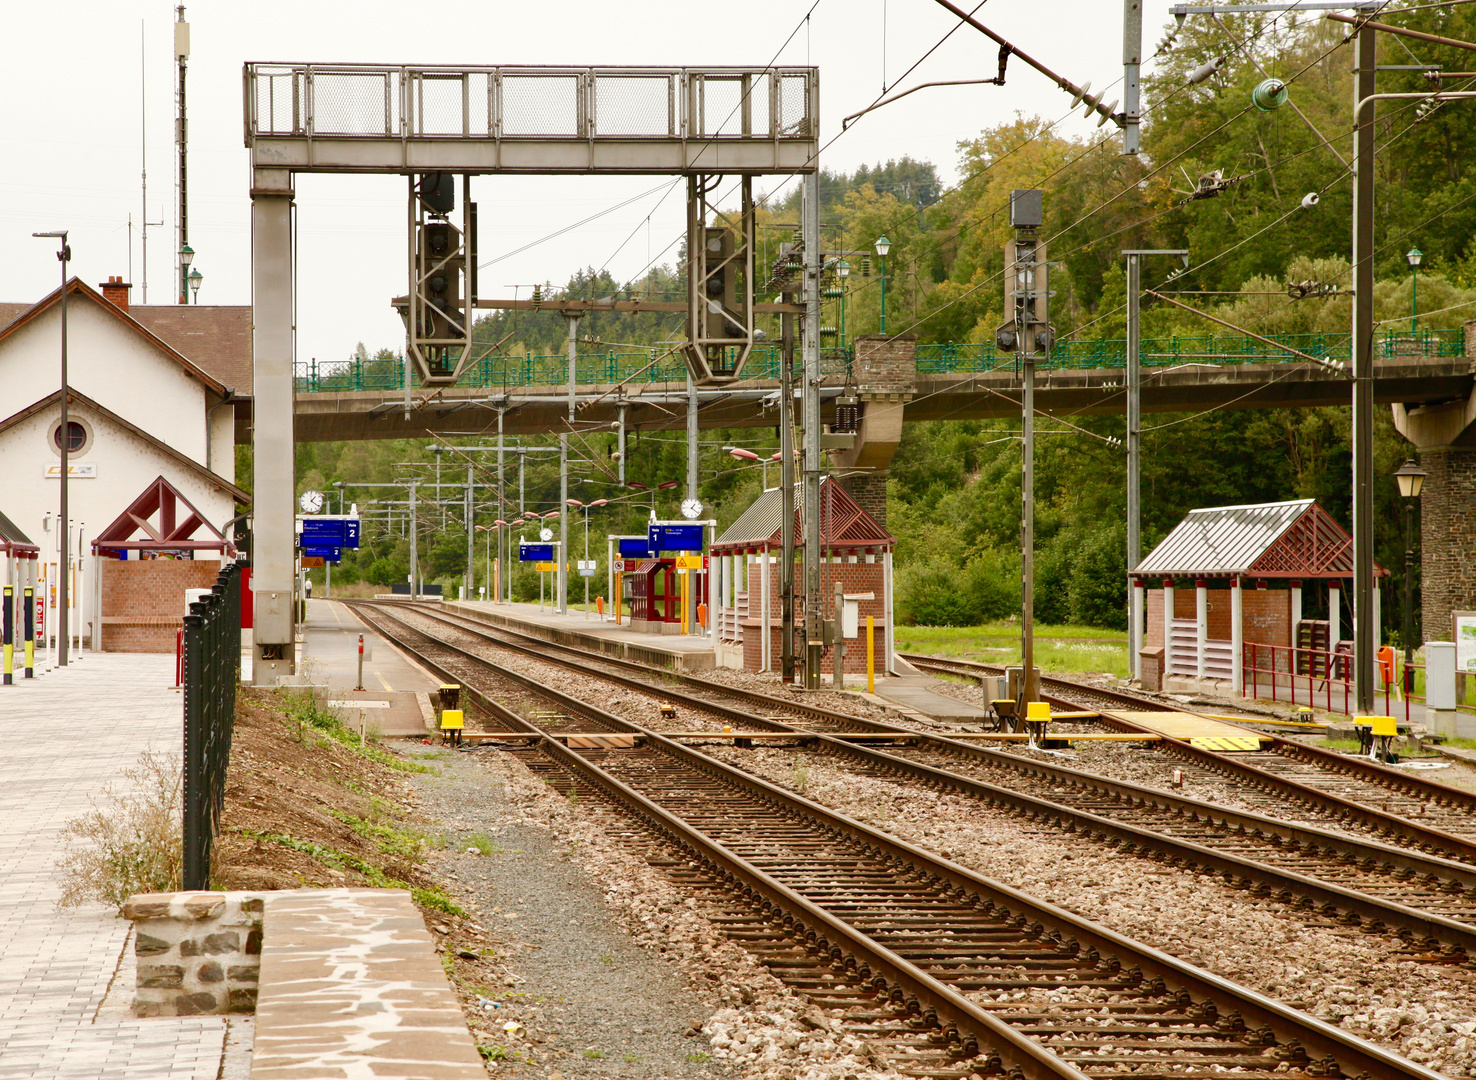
xmin=701 ymin=743 xmax=1476 ymax=1077
xmin=405 ymin=741 xmax=909 ymax=1080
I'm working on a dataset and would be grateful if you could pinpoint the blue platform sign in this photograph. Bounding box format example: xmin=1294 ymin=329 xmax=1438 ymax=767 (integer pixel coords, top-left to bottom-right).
xmin=300 ymin=517 xmax=361 ymax=549
xmin=618 ymin=538 xmax=654 ymax=560
xmin=648 ymin=524 xmax=704 ymax=553
xmin=302 ymin=547 xmax=342 ymax=563
xmin=519 ymin=543 xmax=555 ymax=562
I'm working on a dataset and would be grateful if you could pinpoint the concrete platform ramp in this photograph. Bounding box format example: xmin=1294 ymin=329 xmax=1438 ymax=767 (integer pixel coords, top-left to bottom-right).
xmin=252 ymin=889 xmax=484 ymax=1080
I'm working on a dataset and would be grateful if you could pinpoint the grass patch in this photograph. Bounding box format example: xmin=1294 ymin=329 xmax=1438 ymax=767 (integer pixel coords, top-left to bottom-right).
xmin=895 ymin=623 xmax=1129 ymax=678
xmin=465 ymin=832 xmax=504 ymax=855
xmin=478 ymin=1045 xmax=507 ymax=1062
xmin=275 ymin=689 xmax=430 ymax=773
xmin=240 ymin=829 xmax=466 ymax=916
xmin=583 ymin=1048 xmax=604 ymax=1060
xmin=327 ymin=809 xmax=428 ymax=862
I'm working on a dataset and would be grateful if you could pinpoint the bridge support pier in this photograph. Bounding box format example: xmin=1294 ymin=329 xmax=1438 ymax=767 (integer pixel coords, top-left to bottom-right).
xmin=1392 ymin=361 xmax=1476 ymax=656
xmin=832 ymin=335 xmax=916 ymax=528
xmin=250 ymin=175 xmax=296 ymax=684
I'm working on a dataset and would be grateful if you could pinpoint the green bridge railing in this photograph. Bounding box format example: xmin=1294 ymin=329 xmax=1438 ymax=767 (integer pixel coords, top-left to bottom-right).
xmin=294 ymin=329 xmax=1462 ymax=393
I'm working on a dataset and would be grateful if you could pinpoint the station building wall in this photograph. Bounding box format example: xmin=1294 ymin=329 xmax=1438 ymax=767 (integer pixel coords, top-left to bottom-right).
xmin=1143 ymin=585 xmax=1292 ymax=651
xmin=98 ymin=558 xmax=221 ymax=653
xmin=0 ymin=298 xmax=228 ymax=470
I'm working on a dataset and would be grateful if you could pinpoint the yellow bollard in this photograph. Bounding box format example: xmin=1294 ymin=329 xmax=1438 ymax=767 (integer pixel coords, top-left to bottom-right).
xmin=680 ymin=569 xmax=690 ymax=635
xmin=866 ymin=616 xmax=874 ymax=694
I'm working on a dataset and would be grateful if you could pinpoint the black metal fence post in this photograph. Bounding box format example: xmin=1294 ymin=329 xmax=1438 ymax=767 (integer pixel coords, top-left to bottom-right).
xmin=182 ymin=560 xmax=244 ymax=891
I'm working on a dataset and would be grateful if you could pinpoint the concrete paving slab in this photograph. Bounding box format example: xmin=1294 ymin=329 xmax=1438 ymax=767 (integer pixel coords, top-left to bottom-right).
xmin=0 ymin=652 xmax=238 ymax=1078
xmin=299 ymin=600 xmax=435 ymax=737
xmin=867 ymin=675 xmax=991 ymax=721
xmin=454 ymin=600 xmax=718 ymax=670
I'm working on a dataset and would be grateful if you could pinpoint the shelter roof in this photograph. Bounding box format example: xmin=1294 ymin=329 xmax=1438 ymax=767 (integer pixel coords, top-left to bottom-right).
xmin=0 ymin=387 xmax=249 ymax=505
xmin=1134 ymin=499 xmax=1386 ymax=580
xmin=0 ymin=279 xmax=233 ymax=397
xmin=713 ymin=477 xmax=893 ymax=554
xmin=0 ymin=509 xmax=38 ymax=556
xmin=92 ymin=476 xmax=233 ymax=554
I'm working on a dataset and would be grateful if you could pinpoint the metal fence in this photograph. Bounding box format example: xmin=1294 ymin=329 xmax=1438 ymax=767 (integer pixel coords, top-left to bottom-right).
xmin=294 ymin=329 xmax=1461 ymax=393
xmin=245 ymin=65 xmax=817 ymax=142
xmin=182 ymin=561 xmax=244 ymax=891
xmin=293 ymin=347 xmax=854 ymax=394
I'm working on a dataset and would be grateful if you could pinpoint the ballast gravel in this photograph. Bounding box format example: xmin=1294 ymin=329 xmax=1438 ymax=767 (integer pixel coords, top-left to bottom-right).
xmin=702 ymin=744 xmax=1476 ymax=1077
xmin=409 ymin=742 xmax=912 ymax=1080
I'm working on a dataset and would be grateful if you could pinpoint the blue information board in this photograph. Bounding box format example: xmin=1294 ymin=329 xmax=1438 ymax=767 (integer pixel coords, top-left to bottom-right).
xmin=302 ymin=547 xmax=342 ymax=563
xmin=519 ymin=543 xmax=555 ymax=562
xmin=300 ymin=518 xmax=361 ymax=550
xmin=618 ymin=538 xmax=654 ymax=559
xmin=648 ymin=524 xmax=704 ymax=553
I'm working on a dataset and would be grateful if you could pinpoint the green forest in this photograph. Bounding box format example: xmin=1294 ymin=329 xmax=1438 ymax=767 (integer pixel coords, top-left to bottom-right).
xmin=282 ymin=7 xmax=1476 ymax=641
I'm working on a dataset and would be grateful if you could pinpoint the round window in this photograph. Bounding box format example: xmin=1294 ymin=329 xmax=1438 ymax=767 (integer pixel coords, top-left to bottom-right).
xmin=53 ymin=421 xmax=86 ymax=453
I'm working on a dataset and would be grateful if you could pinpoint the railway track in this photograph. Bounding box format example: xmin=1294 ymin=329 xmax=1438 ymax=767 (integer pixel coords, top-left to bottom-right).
xmin=354 ymin=601 xmax=1476 ymax=959
xmin=348 ymin=601 xmax=1445 ymax=1080
xmin=901 ymin=652 xmax=1476 ymax=856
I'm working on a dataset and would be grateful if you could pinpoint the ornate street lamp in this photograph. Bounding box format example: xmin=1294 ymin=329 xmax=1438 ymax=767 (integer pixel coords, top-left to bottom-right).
xmin=1393 ymin=457 xmax=1428 ymax=698
xmin=874 ymin=236 xmax=891 ymax=334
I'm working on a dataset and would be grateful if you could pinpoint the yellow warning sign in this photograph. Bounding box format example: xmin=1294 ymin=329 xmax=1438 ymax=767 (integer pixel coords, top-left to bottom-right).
xmin=675 ymin=555 xmax=704 ymax=569
xmin=535 ymin=561 xmax=554 ymax=572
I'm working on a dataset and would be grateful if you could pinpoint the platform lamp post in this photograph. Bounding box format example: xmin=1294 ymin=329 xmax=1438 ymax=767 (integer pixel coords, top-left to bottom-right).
xmin=874 ymin=236 xmax=891 ymax=334
xmin=1393 ymin=458 xmax=1427 ymax=699
xmin=188 ymin=266 xmax=203 ymax=304
xmin=179 ymin=243 xmax=194 ymax=304
xmin=1406 ymin=248 xmax=1423 ymax=334
xmin=474 ymin=524 xmax=492 ymax=600
xmin=33 ymin=230 xmax=71 ymax=666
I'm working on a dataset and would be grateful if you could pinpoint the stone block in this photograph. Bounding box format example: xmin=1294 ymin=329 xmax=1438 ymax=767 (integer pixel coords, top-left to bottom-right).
xmin=245 ymin=928 xmax=263 ymax=955
xmin=121 ymin=895 xmax=173 ymax=919
xmin=139 ymin=965 xmax=184 ymax=989
xmin=228 ymin=965 xmax=259 ymax=982
xmin=183 ymin=895 xmax=226 ymax=920
xmin=229 ymin=988 xmax=258 ymax=1011
xmin=174 ymin=992 xmax=219 ymax=1015
xmin=203 ymin=931 xmax=240 ymax=954
xmin=135 ymin=932 xmax=173 ymax=957
xmin=197 ymin=961 xmax=225 ymax=983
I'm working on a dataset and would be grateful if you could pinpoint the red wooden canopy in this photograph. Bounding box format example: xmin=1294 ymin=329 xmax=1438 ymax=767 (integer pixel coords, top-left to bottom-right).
xmin=91 ymin=476 xmax=234 ymax=557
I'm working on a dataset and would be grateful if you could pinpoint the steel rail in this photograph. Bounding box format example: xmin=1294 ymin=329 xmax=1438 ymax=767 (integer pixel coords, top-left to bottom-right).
xmin=354 ymin=602 xmax=1445 ymax=1080
xmin=387 ymin=605 xmax=1476 ymax=861
xmin=902 ymin=652 xmax=1476 ymax=861
xmin=360 ymin=602 xmax=1476 ymax=953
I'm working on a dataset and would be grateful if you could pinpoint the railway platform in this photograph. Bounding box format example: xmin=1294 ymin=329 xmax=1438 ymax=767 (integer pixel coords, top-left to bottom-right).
xmin=450 ymin=600 xmax=720 ymax=671
xmin=293 ymin=600 xmax=437 ymax=737
xmin=0 ymin=652 xmax=247 ymax=1079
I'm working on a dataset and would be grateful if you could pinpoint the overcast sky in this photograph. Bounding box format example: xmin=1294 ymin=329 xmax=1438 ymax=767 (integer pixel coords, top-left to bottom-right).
xmin=1 ymin=1 xmax=1183 ymax=369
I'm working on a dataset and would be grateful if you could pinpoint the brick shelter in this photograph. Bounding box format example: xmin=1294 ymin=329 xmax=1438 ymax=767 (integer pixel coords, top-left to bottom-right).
xmin=92 ymin=476 xmax=238 ymax=652
xmin=712 ymin=477 xmax=895 ymax=677
xmin=1130 ymin=499 xmax=1386 ymax=696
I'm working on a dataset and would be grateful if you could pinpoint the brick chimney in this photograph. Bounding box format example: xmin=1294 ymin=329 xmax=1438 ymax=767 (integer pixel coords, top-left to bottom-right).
xmin=99 ymin=276 xmax=132 ymax=312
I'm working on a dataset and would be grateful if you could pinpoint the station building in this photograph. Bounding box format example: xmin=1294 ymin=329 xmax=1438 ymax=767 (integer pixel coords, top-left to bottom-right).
xmin=1131 ymin=499 xmax=1386 ymax=697
xmin=0 ymin=278 xmax=250 ymax=650
xmin=712 ymin=477 xmax=895 ymax=675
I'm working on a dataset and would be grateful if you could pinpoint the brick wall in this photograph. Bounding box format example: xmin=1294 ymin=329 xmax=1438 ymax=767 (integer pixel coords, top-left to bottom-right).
xmin=746 ymin=557 xmax=887 ymax=623
xmin=740 ymin=618 xmax=886 ymax=675
xmin=838 ymin=473 xmax=889 ymax=528
xmin=1421 ymin=446 xmax=1476 ymax=643
xmin=1144 ymin=582 xmax=1290 ymax=648
xmin=852 ymin=334 xmax=916 ymax=395
xmin=100 ymin=559 xmax=221 ymax=653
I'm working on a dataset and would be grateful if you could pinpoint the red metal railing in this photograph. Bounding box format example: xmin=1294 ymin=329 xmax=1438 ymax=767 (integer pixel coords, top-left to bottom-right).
xmin=1243 ymin=641 xmax=1406 ymax=718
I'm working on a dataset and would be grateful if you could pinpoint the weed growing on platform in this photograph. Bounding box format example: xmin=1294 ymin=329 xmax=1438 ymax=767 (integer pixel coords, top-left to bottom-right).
xmin=327 ymin=809 xmax=428 ymax=862
xmin=465 ymin=832 xmax=503 ymax=855
xmin=239 ymin=829 xmax=466 ymax=916
xmin=274 ymin=688 xmax=429 ymax=773
xmin=478 ymin=1045 xmax=508 ymax=1062
xmin=56 ymin=750 xmax=182 ymax=913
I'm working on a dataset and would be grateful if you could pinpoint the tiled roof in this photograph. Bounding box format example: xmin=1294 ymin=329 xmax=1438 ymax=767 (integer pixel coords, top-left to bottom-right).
xmin=129 ymin=306 xmax=253 ymax=396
